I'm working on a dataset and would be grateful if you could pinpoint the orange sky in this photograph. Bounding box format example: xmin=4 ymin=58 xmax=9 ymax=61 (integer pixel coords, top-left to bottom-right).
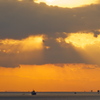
xmin=0 ymin=0 xmax=100 ymax=92
xmin=0 ymin=64 xmax=100 ymax=92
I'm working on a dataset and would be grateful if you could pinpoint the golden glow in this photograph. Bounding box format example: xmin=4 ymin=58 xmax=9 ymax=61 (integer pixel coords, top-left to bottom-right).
xmin=0 ymin=35 xmax=44 ymax=53
xmin=46 ymin=0 xmax=54 ymax=3
xmin=0 ymin=64 xmax=100 ymax=92
xmin=65 ymin=33 xmax=100 ymax=48
xmin=56 ymin=37 xmax=63 ymax=43
xmin=34 ymin=0 xmax=97 ymax=8
xmin=45 ymin=46 xmax=50 ymax=49
xmin=18 ymin=0 xmax=23 ymax=1
xmin=21 ymin=36 xmax=44 ymax=51
xmin=18 ymin=0 xmax=34 ymax=2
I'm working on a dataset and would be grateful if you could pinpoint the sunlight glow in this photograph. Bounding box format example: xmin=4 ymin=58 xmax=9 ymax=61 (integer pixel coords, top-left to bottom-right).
xmin=46 ymin=0 xmax=54 ymax=3
xmin=34 ymin=0 xmax=98 ymax=8
xmin=0 ymin=35 xmax=44 ymax=53
xmin=18 ymin=0 xmax=23 ymax=1
xmin=65 ymin=33 xmax=100 ymax=48
xmin=21 ymin=36 xmax=44 ymax=51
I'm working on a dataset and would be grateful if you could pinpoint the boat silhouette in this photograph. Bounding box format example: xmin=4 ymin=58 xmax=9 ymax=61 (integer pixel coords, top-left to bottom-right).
xmin=31 ymin=90 xmax=36 ymax=95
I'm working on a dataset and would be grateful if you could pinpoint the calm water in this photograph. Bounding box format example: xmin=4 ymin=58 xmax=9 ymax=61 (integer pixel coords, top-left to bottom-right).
xmin=0 ymin=92 xmax=100 ymax=100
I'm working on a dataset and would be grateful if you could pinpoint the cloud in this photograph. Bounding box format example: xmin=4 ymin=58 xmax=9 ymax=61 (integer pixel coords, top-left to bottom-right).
xmin=0 ymin=0 xmax=100 ymax=67
xmin=0 ymin=34 xmax=92 ymax=67
xmin=0 ymin=0 xmax=100 ymax=39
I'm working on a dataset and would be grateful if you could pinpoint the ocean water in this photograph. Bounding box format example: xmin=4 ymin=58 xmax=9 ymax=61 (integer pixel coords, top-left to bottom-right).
xmin=0 ymin=92 xmax=100 ymax=100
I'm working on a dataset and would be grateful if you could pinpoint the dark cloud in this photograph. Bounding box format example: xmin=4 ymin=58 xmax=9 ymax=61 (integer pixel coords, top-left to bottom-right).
xmin=0 ymin=52 xmax=20 ymax=67
xmin=0 ymin=0 xmax=100 ymax=39
xmin=43 ymin=39 xmax=88 ymax=64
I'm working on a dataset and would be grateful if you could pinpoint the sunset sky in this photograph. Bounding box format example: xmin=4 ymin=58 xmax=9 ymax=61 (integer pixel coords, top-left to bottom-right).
xmin=0 ymin=0 xmax=100 ymax=92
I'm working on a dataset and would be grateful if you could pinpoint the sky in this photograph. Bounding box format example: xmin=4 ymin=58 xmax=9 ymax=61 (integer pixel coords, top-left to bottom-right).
xmin=0 ymin=0 xmax=100 ymax=92
xmin=34 ymin=0 xmax=98 ymax=8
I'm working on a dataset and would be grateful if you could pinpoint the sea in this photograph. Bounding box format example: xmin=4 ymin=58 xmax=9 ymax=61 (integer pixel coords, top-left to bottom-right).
xmin=0 ymin=92 xmax=100 ymax=100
